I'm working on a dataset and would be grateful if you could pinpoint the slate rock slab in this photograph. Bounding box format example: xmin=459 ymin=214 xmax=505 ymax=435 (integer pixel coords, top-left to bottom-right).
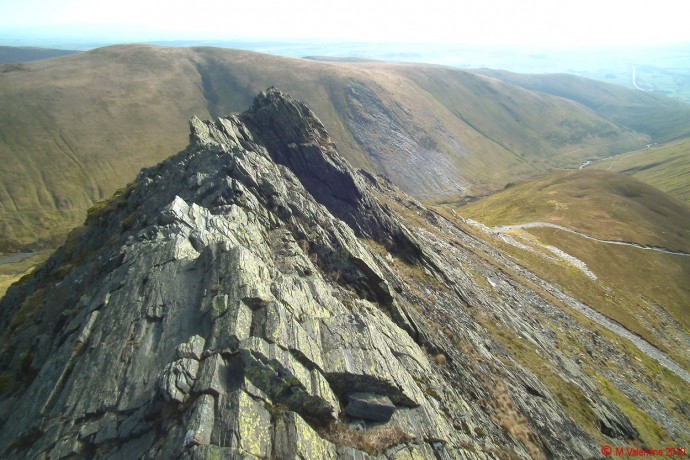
xmin=345 ymin=392 xmax=395 ymax=422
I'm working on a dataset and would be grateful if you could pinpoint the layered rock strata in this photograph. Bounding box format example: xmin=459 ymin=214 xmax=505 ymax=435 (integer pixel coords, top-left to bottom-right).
xmin=0 ymin=88 xmax=657 ymax=459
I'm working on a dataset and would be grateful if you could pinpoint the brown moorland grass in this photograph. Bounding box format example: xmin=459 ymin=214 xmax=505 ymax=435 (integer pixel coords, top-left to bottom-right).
xmin=456 ymin=170 xmax=690 ymax=366
xmin=591 ymin=137 xmax=690 ymax=204
xmin=0 ymin=45 xmax=650 ymax=251
xmin=460 ymin=169 xmax=690 ymax=253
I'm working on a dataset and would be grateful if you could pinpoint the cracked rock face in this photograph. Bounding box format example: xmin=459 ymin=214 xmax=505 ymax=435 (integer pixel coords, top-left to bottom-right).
xmin=0 ymin=88 xmax=650 ymax=459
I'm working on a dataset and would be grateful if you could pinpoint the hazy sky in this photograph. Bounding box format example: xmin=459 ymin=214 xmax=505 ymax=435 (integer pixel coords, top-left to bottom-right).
xmin=2 ymin=0 xmax=689 ymax=47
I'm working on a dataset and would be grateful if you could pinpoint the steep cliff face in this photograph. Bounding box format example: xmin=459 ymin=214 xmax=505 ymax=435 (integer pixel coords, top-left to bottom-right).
xmin=0 ymin=88 xmax=678 ymax=459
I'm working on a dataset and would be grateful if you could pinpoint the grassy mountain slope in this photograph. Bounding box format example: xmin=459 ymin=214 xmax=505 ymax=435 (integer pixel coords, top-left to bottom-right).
xmin=0 ymin=46 xmax=211 ymax=250
xmin=459 ymin=169 xmax=690 ymax=252
xmin=0 ymin=45 xmax=649 ymax=251
xmin=473 ymin=69 xmax=690 ymax=142
xmin=590 ymin=138 xmax=690 ymax=204
xmin=456 ymin=170 xmax=690 ymax=364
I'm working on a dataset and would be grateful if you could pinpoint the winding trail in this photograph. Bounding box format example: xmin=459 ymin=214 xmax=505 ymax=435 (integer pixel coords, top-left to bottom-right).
xmin=433 ymin=209 xmax=690 ymax=383
xmin=632 ymin=65 xmax=645 ymax=91
xmin=560 ymin=291 xmax=690 ymax=383
xmin=494 ymin=222 xmax=690 ymax=257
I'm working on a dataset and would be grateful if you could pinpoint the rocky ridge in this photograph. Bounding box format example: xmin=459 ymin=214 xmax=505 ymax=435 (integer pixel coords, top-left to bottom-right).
xmin=0 ymin=88 xmax=685 ymax=459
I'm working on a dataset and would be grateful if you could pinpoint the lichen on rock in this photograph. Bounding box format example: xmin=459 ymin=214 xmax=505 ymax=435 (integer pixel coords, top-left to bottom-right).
xmin=0 ymin=88 xmax=657 ymax=459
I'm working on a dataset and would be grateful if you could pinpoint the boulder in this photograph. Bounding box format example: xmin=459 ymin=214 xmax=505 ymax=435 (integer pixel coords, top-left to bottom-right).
xmin=345 ymin=392 xmax=396 ymax=422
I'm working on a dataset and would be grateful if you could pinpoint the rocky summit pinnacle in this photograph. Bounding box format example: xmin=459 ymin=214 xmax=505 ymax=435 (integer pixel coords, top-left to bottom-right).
xmin=0 ymin=88 xmax=649 ymax=458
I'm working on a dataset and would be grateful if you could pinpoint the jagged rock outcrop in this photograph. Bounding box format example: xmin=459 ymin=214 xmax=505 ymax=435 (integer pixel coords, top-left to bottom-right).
xmin=0 ymin=88 xmax=665 ymax=459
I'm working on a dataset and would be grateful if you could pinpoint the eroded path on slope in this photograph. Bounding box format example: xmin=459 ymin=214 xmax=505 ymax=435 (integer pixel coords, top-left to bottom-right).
xmin=494 ymin=221 xmax=690 ymax=257
xmin=433 ymin=209 xmax=690 ymax=384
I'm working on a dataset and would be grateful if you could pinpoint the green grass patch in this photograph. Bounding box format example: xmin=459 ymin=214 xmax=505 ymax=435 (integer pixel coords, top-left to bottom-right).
xmin=595 ymin=375 xmax=669 ymax=447
xmin=85 ymin=182 xmax=137 ymax=225
xmin=446 ymin=207 xmax=690 ymax=371
xmin=591 ymin=137 xmax=690 ymax=204
xmin=484 ymin=321 xmax=603 ymax=441
xmin=0 ymin=371 xmax=15 ymax=395
xmin=460 ymin=169 xmax=690 ymax=253
xmin=456 ymin=169 xmax=690 ymax=367
xmin=528 ymin=227 xmax=690 ymax=337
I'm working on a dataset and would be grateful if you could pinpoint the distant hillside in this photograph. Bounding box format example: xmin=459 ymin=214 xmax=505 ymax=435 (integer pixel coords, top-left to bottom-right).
xmin=0 ymin=45 xmax=650 ymax=251
xmin=590 ymin=138 xmax=690 ymax=204
xmin=472 ymin=69 xmax=690 ymax=143
xmin=0 ymin=46 xmax=79 ymax=64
